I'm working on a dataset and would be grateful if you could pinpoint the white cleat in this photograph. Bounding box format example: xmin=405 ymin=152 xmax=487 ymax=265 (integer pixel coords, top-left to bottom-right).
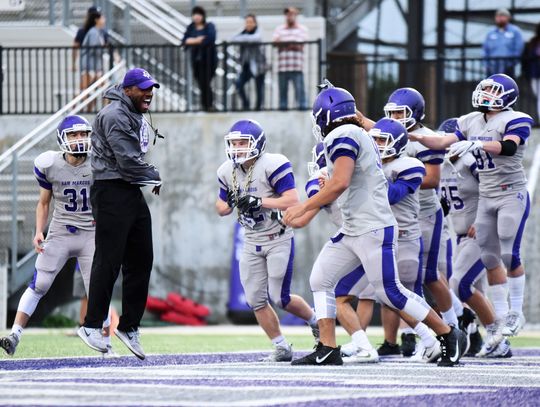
xmin=78 ymin=326 xmax=107 ymax=353
xmin=342 ymin=347 xmax=379 ymax=364
xmin=410 ymin=341 xmax=441 ymax=363
xmin=340 ymin=341 xmax=358 ymax=357
xmin=478 ymin=338 xmax=512 ymax=358
xmin=477 ymin=321 xmax=504 ymax=357
xmin=502 ymin=311 xmax=525 ymax=337
xmin=260 ymin=345 xmax=293 ymax=362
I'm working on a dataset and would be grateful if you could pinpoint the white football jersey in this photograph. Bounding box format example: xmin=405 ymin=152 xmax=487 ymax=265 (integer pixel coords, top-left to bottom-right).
xmin=33 ymin=151 xmax=94 ymax=230
xmin=323 ymin=124 xmax=396 ymax=236
xmin=405 ymin=125 xmax=445 ymax=218
xmin=305 ymin=168 xmax=343 ymax=227
xmin=456 ymin=110 xmax=533 ymax=198
xmin=383 ymin=156 xmax=425 ymax=241
xmin=217 ymin=152 xmax=295 ymax=243
xmin=441 ymin=153 xmax=480 ymax=236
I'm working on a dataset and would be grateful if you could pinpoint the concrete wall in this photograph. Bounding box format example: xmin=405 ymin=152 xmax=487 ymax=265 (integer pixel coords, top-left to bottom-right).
xmin=143 ymin=112 xmax=334 ymax=322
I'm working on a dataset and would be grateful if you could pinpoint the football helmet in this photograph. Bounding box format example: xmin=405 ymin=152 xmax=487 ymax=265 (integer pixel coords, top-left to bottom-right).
xmin=472 ymin=73 xmax=519 ymax=112
xmin=56 ymin=115 xmax=92 ymax=155
xmin=438 ymin=117 xmax=459 ymax=134
xmin=369 ymin=117 xmax=408 ymax=159
xmin=307 ymin=142 xmax=326 ymax=177
xmin=225 ymin=119 xmax=266 ymax=165
xmin=312 ymin=87 xmax=356 ymax=141
xmin=384 ymin=87 xmax=425 ymax=130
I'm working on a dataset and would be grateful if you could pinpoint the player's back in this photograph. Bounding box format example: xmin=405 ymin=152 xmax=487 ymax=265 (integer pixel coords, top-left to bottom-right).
xmin=324 ymin=124 xmax=396 ymax=236
xmin=457 ymin=110 xmax=533 ymax=197
xmin=34 ymin=151 xmax=94 ymax=230
xmin=217 ymin=152 xmax=294 ymax=243
xmin=383 ymin=156 xmax=425 ymax=240
xmin=441 ymin=153 xmax=479 ymax=236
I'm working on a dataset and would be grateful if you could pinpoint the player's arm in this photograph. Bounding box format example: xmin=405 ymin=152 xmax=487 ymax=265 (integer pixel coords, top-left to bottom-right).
xmin=356 ymin=110 xmax=375 ymax=131
xmin=421 ymin=163 xmax=440 ymax=189
xmin=388 ymin=174 xmax=424 ymax=204
xmin=215 ymin=198 xmax=233 ymax=217
xmin=34 ymin=187 xmax=52 ymax=253
xmin=409 ymin=132 xmax=458 ymax=150
xmin=288 ymin=208 xmax=320 ymax=228
xmin=283 ymin=156 xmax=354 ymax=224
xmin=481 ymin=135 xmax=521 ymax=156
xmin=262 ymin=188 xmax=299 ymax=210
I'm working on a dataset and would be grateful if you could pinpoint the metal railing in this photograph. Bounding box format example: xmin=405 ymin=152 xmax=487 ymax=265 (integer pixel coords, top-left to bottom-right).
xmin=325 ymin=54 xmax=540 ymax=126
xmin=0 ymin=41 xmax=323 ymax=114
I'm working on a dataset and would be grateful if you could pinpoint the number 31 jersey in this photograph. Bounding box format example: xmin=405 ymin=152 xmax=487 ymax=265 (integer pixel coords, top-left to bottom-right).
xmin=34 ymin=151 xmax=95 ymax=231
xmin=456 ymin=110 xmax=533 ymax=198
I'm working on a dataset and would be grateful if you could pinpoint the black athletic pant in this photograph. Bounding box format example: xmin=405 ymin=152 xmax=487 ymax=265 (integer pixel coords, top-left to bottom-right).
xmin=84 ymin=179 xmax=153 ymax=331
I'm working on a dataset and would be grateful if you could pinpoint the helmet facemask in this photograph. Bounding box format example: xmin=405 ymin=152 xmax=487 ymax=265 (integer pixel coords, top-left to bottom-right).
xmin=58 ymin=127 xmax=92 ymax=156
xmin=307 ymin=143 xmax=326 ymax=177
xmin=384 ymin=103 xmax=416 ymax=130
xmin=225 ymin=132 xmax=265 ymax=165
xmin=472 ymin=79 xmax=516 ymax=112
xmin=369 ymin=128 xmax=407 ymax=160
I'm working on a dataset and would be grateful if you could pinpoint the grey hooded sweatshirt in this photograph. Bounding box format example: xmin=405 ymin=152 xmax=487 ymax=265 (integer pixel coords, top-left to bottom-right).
xmin=91 ymin=84 xmax=161 ymax=185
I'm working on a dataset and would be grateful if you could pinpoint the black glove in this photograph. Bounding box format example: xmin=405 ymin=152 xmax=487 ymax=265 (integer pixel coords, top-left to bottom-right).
xmin=237 ymin=195 xmax=262 ymax=213
xmin=226 ymin=189 xmax=236 ymax=208
xmin=440 ymin=197 xmax=450 ymax=217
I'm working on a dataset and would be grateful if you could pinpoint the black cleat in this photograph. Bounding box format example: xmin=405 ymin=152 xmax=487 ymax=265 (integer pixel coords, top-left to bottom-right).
xmin=400 ymin=333 xmax=417 ymax=357
xmin=377 ymin=340 xmax=401 ymax=356
xmin=466 ymin=329 xmax=483 ymax=357
xmin=0 ymin=334 xmax=19 ymax=356
xmin=437 ymin=326 xmax=467 ymax=367
xmin=458 ymin=308 xmax=476 ymax=331
xmin=291 ymin=343 xmax=343 ymax=366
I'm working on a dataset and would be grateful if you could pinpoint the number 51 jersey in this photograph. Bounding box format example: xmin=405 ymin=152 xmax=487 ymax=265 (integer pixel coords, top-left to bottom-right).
xmin=456 ymin=110 xmax=533 ymax=198
xmin=34 ymin=151 xmax=95 ymax=230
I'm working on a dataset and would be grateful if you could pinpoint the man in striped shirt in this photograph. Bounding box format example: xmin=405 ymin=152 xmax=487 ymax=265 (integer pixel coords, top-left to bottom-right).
xmin=273 ymin=7 xmax=308 ymax=110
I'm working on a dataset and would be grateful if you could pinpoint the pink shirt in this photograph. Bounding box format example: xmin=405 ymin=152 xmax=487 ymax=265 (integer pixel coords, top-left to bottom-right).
xmin=273 ymin=23 xmax=308 ymax=72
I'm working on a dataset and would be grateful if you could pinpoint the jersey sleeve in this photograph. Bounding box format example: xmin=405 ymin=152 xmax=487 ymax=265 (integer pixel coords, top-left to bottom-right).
xmin=305 ymin=176 xmax=320 ymax=198
xmin=267 ymin=154 xmax=295 ymax=194
xmin=387 ymin=159 xmax=426 ymax=204
xmin=503 ymin=113 xmax=534 ymax=145
xmin=325 ymin=130 xmax=361 ymax=163
xmin=33 ymin=152 xmax=55 ymax=190
xmin=216 ymin=163 xmax=230 ymax=201
xmin=408 ymin=141 xmax=445 ymax=165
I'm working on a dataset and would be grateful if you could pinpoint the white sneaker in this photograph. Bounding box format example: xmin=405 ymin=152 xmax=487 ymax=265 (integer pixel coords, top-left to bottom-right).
xmin=342 ymin=347 xmax=379 ymax=364
xmin=115 ymin=329 xmax=145 ymax=360
xmin=478 ymin=338 xmax=512 ymax=358
xmin=502 ymin=311 xmax=525 ymax=337
xmin=410 ymin=341 xmax=441 ymax=363
xmin=78 ymin=326 xmax=107 ymax=353
xmin=340 ymin=341 xmax=358 ymax=357
xmin=102 ymin=345 xmax=120 ymax=359
xmin=476 ymin=321 xmax=504 ymax=357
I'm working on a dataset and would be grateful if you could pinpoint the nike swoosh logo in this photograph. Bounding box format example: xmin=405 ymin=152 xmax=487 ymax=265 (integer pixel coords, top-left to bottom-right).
xmin=315 ymin=351 xmax=333 ymax=364
xmin=450 ymin=341 xmax=460 ymax=362
xmin=82 ymin=174 xmax=91 ymax=177
xmin=126 ymin=332 xmax=133 ymax=340
xmin=83 ymin=329 xmax=91 ymax=338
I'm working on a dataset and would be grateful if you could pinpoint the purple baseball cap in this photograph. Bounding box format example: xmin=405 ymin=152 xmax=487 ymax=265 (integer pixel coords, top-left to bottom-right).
xmin=122 ymin=68 xmax=160 ymax=90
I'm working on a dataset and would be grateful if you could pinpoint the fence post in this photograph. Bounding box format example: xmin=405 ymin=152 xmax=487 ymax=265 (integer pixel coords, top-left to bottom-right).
xmin=0 ymin=46 xmax=3 ymax=115
xmin=124 ymin=4 xmax=132 ymax=44
xmin=10 ymin=151 xmax=18 ymax=279
xmin=317 ymin=38 xmax=323 ymax=82
xmin=49 ymin=0 xmax=55 ymax=25
xmin=62 ymin=0 xmax=70 ymax=27
xmin=222 ymin=42 xmax=228 ymax=112
xmin=186 ymin=51 xmax=193 ymax=111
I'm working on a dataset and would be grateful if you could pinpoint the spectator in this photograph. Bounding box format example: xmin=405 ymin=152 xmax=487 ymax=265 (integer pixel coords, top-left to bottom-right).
xmin=232 ymin=14 xmax=267 ymax=111
xmin=523 ymin=23 xmax=540 ymax=122
xmin=273 ymin=7 xmax=308 ymax=110
xmin=72 ymin=7 xmax=109 ymax=73
xmin=182 ymin=6 xmax=218 ymax=112
xmin=483 ymin=8 xmax=524 ymax=77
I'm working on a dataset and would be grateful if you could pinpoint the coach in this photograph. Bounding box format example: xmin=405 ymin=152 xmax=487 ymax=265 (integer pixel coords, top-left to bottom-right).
xmin=78 ymin=68 xmax=161 ymax=360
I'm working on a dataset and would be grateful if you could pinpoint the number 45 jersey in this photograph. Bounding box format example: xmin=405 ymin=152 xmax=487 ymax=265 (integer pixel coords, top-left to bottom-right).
xmin=456 ymin=110 xmax=533 ymax=198
xmin=34 ymin=151 xmax=95 ymax=231
xmin=440 ymin=154 xmax=479 ymax=236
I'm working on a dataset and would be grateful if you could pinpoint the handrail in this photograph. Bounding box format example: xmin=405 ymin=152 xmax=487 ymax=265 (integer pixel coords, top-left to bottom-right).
xmin=147 ymin=0 xmax=191 ymax=27
xmin=0 ymin=61 xmax=126 ymax=172
xmin=131 ymin=0 xmax=186 ymax=39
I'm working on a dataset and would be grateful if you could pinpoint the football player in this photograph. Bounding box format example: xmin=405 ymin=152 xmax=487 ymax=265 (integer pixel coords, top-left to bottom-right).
xmin=216 ymin=119 xmax=319 ymax=362
xmin=410 ymin=74 xmax=532 ymax=337
xmin=0 ymin=115 xmax=116 ymax=357
xmin=383 ymin=88 xmax=463 ymax=355
xmin=283 ymin=87 xmax=466 ymax=366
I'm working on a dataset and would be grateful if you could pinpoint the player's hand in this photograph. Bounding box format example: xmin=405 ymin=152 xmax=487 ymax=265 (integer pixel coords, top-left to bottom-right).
xmin=318 ymin=169 xmax=329 ymax=189
xmin=449 ymin=140 xmax=483 ymax=158
xmin=226 ymin=189 xmax=236 ymax=208
xmin=152 ymin=184 xmax=161 ymax=195
xmin=33 ymin=232 xmax=45 ymax=254
xmin=283 ymin=203 xmax=307 ymax=226
xmin=237 ymin=195 xmax=262 ymax=213
xmin=467 ymin=224 xmax=476 ymax=238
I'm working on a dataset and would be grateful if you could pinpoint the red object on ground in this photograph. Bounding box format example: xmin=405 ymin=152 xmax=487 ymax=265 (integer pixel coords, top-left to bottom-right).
xmin=166 ymin=292 xmax=211 ymax=318
xmin=160 ymin=311 xmax=207 ymax=326
xmin=146 ymin=296 xmax=170 ymax=313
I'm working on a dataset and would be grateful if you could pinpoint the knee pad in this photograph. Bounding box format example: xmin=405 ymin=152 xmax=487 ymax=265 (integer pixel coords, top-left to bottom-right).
xmin=480 ymin=252 xmax=500 ymax=271
xmin=313 ymin=291 xmax=336 ymax=320
xmin=269 ymin=292 xmax=290 ymax=309
xmin=17 ymin=287 xmax=43 ymax=316
xmin=501 ymin=252 xmax=517 ymax=271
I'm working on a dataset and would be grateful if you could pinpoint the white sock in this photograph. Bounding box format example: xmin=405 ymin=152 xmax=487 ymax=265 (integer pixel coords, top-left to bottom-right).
xmin=401 ymin=326 xmax=415 ymax=335
xmin=307 ymin=313 xmax=318 ymax=328
xmin=451 ymin=290 xmax=464 ymax=317
xmin=414 ymin=322 xmax=436 ymax=348
xmin=104 ymin=334 xmax=111 ymax=346
xmin=508 ymin=275 xmax=525 ymax=313
xmin=11 ymin=324 xmax=24 ymax=340
xmin=441 ymin=308 xmax=459 ymax=327
xmin=351 ymin=329 xmax=373 ymax=350
xmin=271 ymin=335 xmax=290 ymax=350
xmin=488 ymin=283 xmax=509 ymax=320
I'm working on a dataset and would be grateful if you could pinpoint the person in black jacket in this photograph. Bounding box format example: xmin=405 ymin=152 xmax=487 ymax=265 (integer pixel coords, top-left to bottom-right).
xmin=182 ymin=6 xmax=218 ymax=111
xmin=78 ymin=68 xmax=161 ymax=360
